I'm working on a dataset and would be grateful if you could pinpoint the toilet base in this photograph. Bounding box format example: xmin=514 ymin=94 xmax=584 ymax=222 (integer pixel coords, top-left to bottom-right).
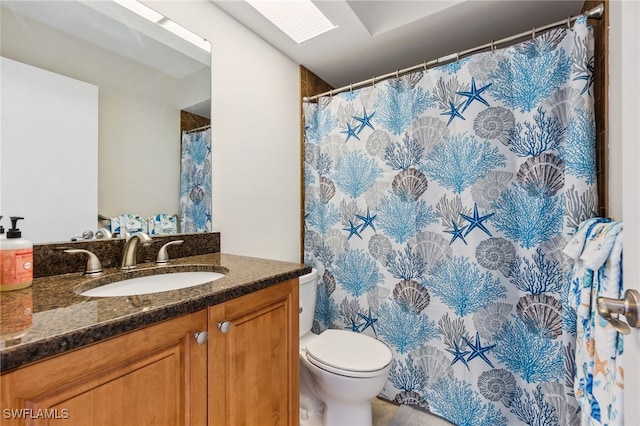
xmin=323 ymin=397 xmax=373 ymax=426
xmin=300 ymin=409 xmax=323 ymax=426
xmin=300 ymin=390 xmax=324 ymax=426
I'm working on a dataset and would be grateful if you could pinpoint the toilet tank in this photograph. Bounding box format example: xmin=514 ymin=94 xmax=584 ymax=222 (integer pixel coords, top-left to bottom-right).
xmin=299 ymin=268 xmax=318 ymax=338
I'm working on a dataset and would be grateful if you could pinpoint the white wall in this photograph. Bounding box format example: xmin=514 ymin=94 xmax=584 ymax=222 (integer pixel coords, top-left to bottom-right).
xmin=180 ymin=66 xmax=211 ymax=113
xmin=1 ymin=57 xmax=98 ymax=243
xmin=609 ymin=1 xmax=640 ymax=423
xmin=145 ymin=1 xmax=301 ymax=263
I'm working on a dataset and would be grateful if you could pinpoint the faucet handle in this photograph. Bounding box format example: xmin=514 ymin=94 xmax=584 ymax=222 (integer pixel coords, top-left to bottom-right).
xmin=64 ymin=249 xmax=103 ymax=276
xmin=95 ymin=228 xmax=113 ymax=239
xmin=156 ymin=240 xmax=184 ymax=265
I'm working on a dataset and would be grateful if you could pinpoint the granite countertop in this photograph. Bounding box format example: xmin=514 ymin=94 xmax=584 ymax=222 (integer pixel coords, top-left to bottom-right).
xmin=0 ymin=253 xmax=311 ymax=372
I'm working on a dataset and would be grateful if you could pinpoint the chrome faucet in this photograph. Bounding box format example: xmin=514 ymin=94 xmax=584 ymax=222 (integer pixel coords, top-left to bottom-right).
xmin=119 ymin=232 xmax=153 ymax=270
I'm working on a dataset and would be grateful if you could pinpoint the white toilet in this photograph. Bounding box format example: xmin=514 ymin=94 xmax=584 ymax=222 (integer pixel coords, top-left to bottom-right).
xmin=299 ymin=269 xmax=393 ymax=426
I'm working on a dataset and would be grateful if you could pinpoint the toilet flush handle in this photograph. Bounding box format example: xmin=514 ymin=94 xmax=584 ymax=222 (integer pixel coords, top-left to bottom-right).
xmin=218 ymin=321 xmax=232 ymax=333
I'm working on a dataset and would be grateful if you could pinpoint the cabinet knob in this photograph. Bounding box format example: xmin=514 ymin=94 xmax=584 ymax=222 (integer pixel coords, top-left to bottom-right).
xmin=217 ymin=321 xmax=232 ymax=333
xmin=194 ymin=331 xmax=208 ymax=344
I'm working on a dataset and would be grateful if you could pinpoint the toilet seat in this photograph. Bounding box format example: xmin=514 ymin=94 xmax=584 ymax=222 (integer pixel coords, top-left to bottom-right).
xmin=305 ymin=330 xmax=392 ymax=378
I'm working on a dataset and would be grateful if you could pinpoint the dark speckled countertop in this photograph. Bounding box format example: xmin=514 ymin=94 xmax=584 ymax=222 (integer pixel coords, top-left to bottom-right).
xmin=0 ymin=253 xmax=311 ymax=372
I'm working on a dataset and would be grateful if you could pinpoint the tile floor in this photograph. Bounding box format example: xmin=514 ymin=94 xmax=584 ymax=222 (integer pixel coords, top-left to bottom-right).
xmin=371 ymin=397 xmax=400 ymax=426
xmin=371 ymin=397 xmax=454 ymax=426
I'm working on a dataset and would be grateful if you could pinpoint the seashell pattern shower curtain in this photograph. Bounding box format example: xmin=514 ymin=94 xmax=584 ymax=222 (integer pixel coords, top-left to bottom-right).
xmin=303 ymin=17 xmax=596 ymax=426
xmin=180 ymin=128 xmax=212 ymax=232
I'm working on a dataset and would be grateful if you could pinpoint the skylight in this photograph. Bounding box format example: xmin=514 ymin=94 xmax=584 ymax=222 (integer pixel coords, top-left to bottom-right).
xmin=113 ymin=0 xmax=164 ymax=23
xmin=246 ymin=0 xmax=337 ymax=44
xmin=113 ymin=0 xmax=211 ymax=52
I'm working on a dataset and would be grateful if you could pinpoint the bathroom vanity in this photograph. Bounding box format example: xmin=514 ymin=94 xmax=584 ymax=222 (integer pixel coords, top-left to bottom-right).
xmin=0 ymin=252 xmax=309 ymax=425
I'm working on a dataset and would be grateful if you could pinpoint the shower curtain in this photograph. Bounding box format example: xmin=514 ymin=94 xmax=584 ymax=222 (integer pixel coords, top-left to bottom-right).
xmin=303 ymin=17 xmax=596 ymax=426
xmin=180 ymin=128 xmax=212 ymax=233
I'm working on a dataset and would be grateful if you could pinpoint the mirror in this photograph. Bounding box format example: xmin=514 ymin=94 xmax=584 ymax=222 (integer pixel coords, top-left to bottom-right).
xmin=0 ymin=0 xmax=211 ymax=243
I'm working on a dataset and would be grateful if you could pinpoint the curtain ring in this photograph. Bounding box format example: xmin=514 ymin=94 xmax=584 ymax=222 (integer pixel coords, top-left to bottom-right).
xmin=396 ymin=69 xmax=400 ymax=79
xmin=372 ymin=76 xmax=376 ymax=88
xmin=329 ymin=89 xmax=334 ymax=98
xmin=491 ymin=40 xmax=495 ymax=54
xmin=423 ymin=61 xmax=428 ymax=72
xmin=456 ymin=51 xmax=460 ymax=62
xmin=567 ymin=16 xmax=572 ymax=29
xmin=532 ymin=27 xmax=536 ymax=40
xmin=349 ymin=83 xmax=353 ymax=92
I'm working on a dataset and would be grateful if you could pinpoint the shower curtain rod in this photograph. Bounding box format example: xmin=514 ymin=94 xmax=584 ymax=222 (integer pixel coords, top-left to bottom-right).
xmin=184 ymin=124 xmax=211 ymax=133
xmin=303 ymin=3 xmax=604 ymax=102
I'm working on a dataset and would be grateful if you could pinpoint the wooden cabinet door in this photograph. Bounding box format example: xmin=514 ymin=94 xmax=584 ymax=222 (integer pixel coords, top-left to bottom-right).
xmin=208 ymin=279 xmax=299 ymax=426
xmin=1 ymin=310 xmax=208 ymax=426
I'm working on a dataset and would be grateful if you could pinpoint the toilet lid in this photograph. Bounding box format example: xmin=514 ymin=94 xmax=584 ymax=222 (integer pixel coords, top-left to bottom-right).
xmin=305 ymin=330 xmax=392 ymax=373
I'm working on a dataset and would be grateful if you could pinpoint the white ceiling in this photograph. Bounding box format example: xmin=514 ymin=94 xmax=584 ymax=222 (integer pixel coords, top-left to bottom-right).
xmin=2 ymin=0 xmax=210 ymax=80
xmin=2 ymin=0 xmax=212 ymax=117
xmin=211 ymin=0 xmax=585 ymax=89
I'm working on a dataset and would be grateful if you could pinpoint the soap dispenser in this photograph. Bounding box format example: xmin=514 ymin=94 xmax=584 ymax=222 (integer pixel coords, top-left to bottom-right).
xmin=0 ymin=216 xmax=33 ymax=291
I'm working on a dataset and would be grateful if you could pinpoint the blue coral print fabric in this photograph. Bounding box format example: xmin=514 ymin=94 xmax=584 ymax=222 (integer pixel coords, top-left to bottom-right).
xmin=303 ymin=18 xmax=596 ymax=426
xmin=180 ymin=129 xmax=212 ymax=232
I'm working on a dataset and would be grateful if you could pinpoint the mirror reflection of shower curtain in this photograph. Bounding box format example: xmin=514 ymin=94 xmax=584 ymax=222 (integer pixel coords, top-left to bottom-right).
xmin=180 ymin=128 xmax=212 ymax=233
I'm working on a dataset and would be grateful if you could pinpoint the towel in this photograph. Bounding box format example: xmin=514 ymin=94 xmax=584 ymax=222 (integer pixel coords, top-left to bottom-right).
xmin=112 ymin=214 xmax=147 ymax=236
xmin=564 ymin=218 xmax=624 ymax=426
xmin=109 ymin=213 xmax=178 ymax=236
xmin=109 ymin=216 xmax=121 ymax=235
xmin=148 ymin=214 xmax=178 ymax=235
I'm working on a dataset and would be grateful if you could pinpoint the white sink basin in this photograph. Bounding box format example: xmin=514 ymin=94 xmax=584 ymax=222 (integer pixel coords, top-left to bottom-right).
xmin=80 ymin=271 xmax=225 ymax=297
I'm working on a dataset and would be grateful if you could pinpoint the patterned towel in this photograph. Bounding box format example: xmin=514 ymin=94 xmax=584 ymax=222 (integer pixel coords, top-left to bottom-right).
xmin=148 ymin=214 xmax=178 ymax=235
xmin=564 ymin=218 xmax=624 ymax=426
xmin=110 ymin=213 xmax=179 ymax=236
xmin=110 ymin=214 xmax=147 ymax=236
